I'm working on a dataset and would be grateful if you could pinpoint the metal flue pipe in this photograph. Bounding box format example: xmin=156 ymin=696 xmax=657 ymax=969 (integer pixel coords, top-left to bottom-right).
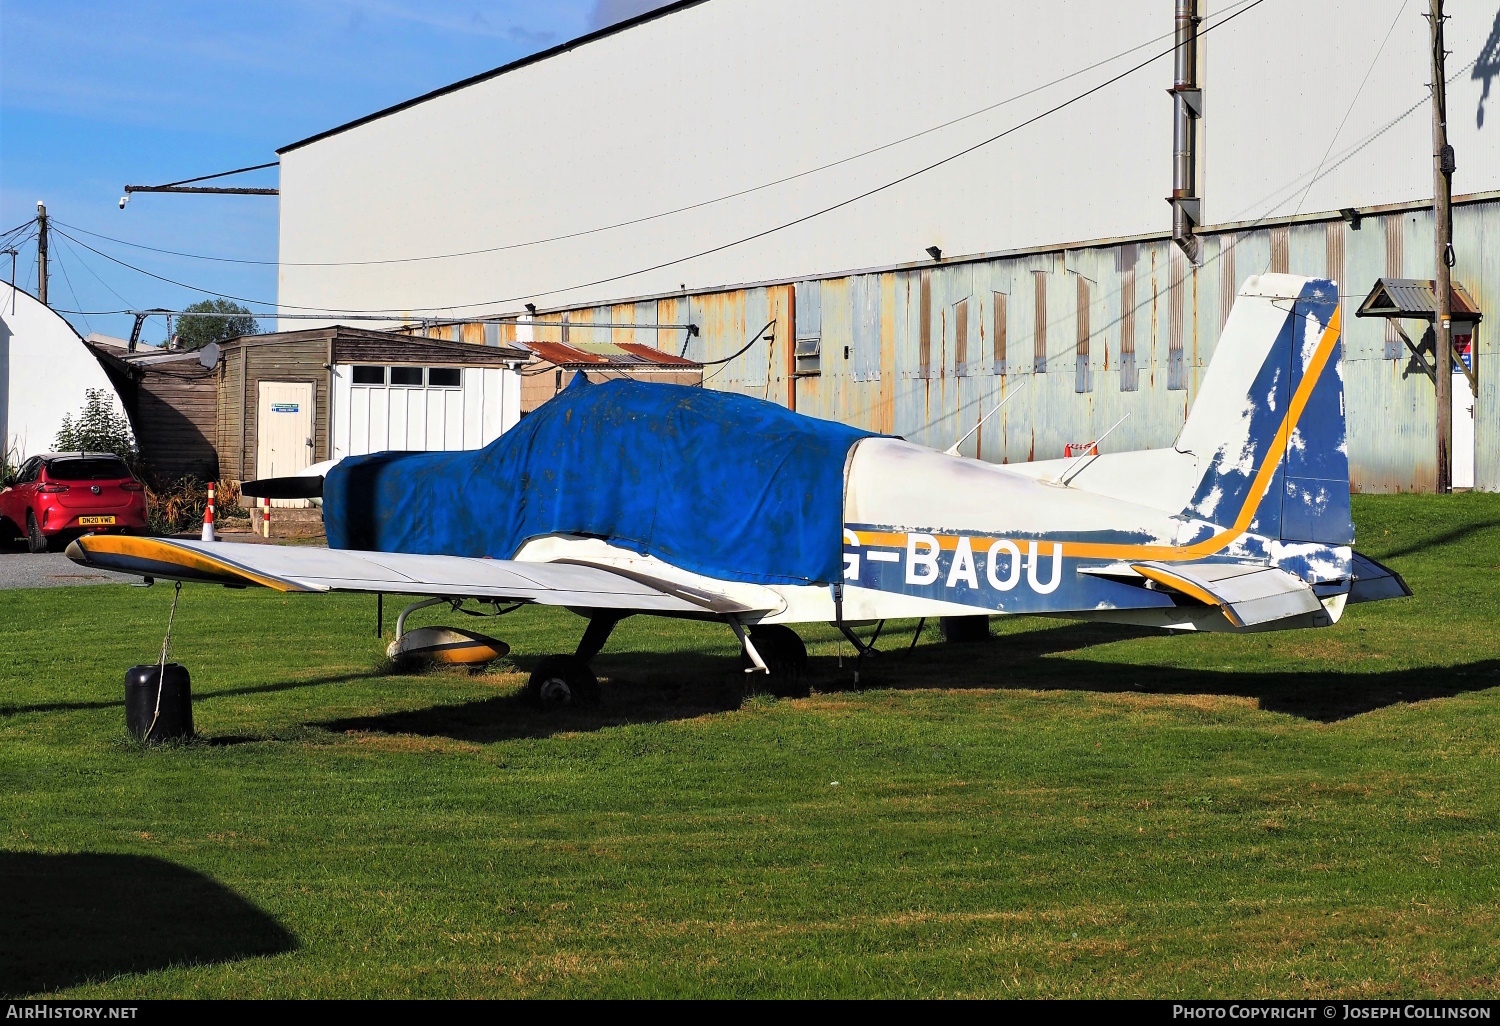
xmin=1169 ymin=0 xmax=1202 ymax=263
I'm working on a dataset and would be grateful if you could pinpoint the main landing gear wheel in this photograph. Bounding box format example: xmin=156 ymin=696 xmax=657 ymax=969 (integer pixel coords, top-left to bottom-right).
xmin=741 ymin=624 xmax=809 ymax=698
xmin=26 ymin=511 xmax=48 ymax=554
xmin=526 ymin=654 xmax=600 ymax=708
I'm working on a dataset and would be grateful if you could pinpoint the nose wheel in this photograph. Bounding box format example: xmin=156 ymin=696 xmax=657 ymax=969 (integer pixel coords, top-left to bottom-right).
xmin=526 ymin=655 xmax=600 ymax=707
xmin=737 ymin=624 xmax=809 ymax=698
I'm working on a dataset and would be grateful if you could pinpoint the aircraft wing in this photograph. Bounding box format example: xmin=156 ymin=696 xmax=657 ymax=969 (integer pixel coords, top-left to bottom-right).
xmin=66 ymin=535 xmax=764 ymax=615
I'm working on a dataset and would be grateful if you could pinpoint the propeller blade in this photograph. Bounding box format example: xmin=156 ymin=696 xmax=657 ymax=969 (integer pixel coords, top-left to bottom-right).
xmin=240 ymin=475 xmax=324 ymax=499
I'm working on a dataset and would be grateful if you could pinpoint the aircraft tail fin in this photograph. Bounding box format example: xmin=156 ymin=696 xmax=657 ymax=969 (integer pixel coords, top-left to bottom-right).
xmin=1175 ymin=274 xmax=1351 ymax=547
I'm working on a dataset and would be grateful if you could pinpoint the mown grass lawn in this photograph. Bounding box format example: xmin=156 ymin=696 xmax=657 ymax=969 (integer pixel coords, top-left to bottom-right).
xmin=2 ymin=493 xmax=1499 ymax=998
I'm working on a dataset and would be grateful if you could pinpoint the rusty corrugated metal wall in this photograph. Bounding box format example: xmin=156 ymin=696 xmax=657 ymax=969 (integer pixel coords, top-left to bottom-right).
xmin=454 ymin=197 xmax=1498 ymax=493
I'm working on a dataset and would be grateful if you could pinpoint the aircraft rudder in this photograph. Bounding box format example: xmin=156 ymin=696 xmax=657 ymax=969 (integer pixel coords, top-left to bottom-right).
xmin=1174 ymin=276 xmax=1350 ymax=546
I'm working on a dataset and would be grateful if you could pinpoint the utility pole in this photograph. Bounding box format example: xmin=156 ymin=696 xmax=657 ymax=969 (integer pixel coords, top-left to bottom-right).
xmin=35 ymin=201 xmax=48 ymax=307
xmin=1429 ymin=0 xmax=1455 ymax=493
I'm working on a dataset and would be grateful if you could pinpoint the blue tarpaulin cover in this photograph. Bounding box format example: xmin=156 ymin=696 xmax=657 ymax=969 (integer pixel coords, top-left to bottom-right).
xmin=323 ymin=374 xmax=875 ymax=586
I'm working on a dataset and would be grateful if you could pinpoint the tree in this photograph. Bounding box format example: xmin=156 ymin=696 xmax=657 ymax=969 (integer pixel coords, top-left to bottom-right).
xmin=174 ymin=299 xmax=260 ymax=350
xmin=53 ymin=389 xmax=137 ymax=461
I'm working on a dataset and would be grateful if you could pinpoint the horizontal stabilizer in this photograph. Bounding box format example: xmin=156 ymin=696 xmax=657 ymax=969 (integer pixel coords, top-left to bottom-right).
xmin=1128 ymin=560 xmax=1324 ymax=628
xmin=1348 ymin=551 xmax=1412 ymax=604
xmin=241 ymin=475 xmax=325 ymax=500
xmin=66 ymin=535 xmax=775 ymax=615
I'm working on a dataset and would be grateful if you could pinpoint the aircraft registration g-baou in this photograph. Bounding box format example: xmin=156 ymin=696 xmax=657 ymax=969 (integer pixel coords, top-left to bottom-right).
xmin=69 ymin=274 xmax=1409 ymax=704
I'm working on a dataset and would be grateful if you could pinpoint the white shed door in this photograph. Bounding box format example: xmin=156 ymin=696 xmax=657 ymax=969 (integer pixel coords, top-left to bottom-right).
xmin=1454 ymin=372 xmax=1475 ymax=490
xmin=257 ymin=381 xmax=315 ymax=507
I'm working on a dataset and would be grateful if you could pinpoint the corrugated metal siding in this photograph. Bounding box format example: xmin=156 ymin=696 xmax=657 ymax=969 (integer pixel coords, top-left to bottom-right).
xmin=1384 ymin=214 xmax=1406 ymax=358
xmin=475 ymin=197 xmax=1499 ymax=494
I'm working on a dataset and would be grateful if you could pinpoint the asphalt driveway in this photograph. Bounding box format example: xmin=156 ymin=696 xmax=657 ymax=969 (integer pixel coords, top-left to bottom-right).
xmin=0 ymin=551 xmax=136 ymax=589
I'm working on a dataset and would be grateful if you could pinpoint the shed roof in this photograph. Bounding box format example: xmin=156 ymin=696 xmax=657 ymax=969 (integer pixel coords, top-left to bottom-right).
xmin=85 ymin=340 xmax=214 ymax=376
xmin=1355 ymin=278 xmax=1484 ymax=322
xmin=216 ymin=325 xmax=531 ymax=363
xmin=526 ymin=340 xmax=701 ymax=369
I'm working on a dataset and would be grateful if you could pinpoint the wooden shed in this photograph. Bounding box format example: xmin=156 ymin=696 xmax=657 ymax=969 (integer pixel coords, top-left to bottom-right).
xmin=215 ymin=326 xmax=530 ymax=491
xmin=86 ymin=341 xmax=219 ymax=481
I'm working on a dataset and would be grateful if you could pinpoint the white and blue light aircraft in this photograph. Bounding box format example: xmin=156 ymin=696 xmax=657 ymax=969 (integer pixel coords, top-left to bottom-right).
xmin=69 ymin=274 xmax=1409 ymax=704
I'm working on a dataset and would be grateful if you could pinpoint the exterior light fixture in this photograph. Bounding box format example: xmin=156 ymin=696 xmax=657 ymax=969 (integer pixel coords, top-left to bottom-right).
xmin=524 ymin=303 xmax=537 ymax=315
xmin=926 ymin=246 xmax=942 ymax=262
xmin=1339 ymin=208 xmax=1362 ymax=231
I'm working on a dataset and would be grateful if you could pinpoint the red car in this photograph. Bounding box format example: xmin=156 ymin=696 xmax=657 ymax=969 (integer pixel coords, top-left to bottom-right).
xmin=0 ymin=453 xmax=148 ymax=553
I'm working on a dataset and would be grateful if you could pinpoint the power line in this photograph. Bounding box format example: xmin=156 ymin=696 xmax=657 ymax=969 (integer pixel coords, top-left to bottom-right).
xmin=1289 ymin=0 xmax=1410 ymax=221
xmin=49 ymin=242 xmax=91 ymax=334
xmin=401 ymin=0 xmax=1272 ymax=316
xmin=52 ymin=1 xmax=1265 ymax=272
xmin=54 ymin=233 xmax=137 ymax=312
xmin=50 ymin=0 xmax=1270 ymax=319
xmin=50 ymin=227 xmax=287 ymax=309
xmin=1231 ymin=52 xmax=1479 ymax=222
xmin=0 ymin=216 xmax=38 ymax=241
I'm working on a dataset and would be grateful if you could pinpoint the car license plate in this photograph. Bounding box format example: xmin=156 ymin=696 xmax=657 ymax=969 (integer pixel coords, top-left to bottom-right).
xmin=78 ymin=516 xmax=115 ymax=526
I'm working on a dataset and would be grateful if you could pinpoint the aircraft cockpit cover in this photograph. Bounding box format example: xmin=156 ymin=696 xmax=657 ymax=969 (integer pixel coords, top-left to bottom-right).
xmin=323 ymin=373 xmax=876 ymax=587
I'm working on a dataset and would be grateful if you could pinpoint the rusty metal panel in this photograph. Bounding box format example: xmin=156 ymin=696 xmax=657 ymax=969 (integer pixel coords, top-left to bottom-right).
xmin=875 ymin=273 xmax=897 ymax=434
xmin=1167 ymin=247 xmax=1186 ymax=390
xmin=1287 ymin=223 xmax=1325 ymax=279
xmin=654 ymin=298 xmax=685 ymax=352
xmin=1217 ymin=234 xmax=1236 ymax=330
xmin=1119 ymin=243 xmax=1139 ymax=391
xmin=992 ymin=291 xmax=1009 ymax=376
xmin=1345 ymin=216 xmax=1389 ymax=362
xmin=691 ymin=291 xmax=753 ymax=392
xmin=918 ymin=270 xmax=933 ymax=379
xmin=1269 ymin=226 xmax=1290 ymax=273
xmin=1074 ymin=273 xmax=1091 ymax=393
xmin=608 ymin=304 xmax=635 ymax=346
xmin=1383 ymin=212 xmax=1409 ymax=358
xmin=850 ymin=274 xmax=881 ymax=382
xmin=666 ymin=196 xmax=1498 ymax=494
xmin=1032 ymin=270 xmax=1047 ymax=374
xmin=954 ymin=297 xmax=970 ymax=376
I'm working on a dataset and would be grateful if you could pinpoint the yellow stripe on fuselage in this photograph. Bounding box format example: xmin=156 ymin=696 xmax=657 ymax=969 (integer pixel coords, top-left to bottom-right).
xmin=851 ymin=307 xmax=1341 ymax=565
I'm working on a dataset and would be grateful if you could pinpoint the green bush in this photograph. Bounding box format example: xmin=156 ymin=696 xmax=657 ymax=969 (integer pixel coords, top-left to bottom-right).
xmin=52 ymin=389 xmax=137 ymax=462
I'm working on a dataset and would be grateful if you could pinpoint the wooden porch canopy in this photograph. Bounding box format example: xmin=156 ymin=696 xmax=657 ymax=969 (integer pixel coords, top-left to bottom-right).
xmin=1355 ymin=278 xmax=1482 ymax=389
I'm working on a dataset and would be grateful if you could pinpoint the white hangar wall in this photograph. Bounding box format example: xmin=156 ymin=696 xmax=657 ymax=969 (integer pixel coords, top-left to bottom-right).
xmin=276 ymin=0 xmax=1500 ymax=326
xmin=0 ymin=283 xmax=128 ymax=462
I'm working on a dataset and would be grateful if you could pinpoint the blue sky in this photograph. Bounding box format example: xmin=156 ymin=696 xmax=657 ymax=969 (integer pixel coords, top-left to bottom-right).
xmin=0 ymin=0 xmax=669 ymax=342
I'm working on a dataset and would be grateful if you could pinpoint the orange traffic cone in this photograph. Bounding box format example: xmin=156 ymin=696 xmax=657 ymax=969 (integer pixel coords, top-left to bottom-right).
xmin=201 ymin=481 xmax=216 ymax=542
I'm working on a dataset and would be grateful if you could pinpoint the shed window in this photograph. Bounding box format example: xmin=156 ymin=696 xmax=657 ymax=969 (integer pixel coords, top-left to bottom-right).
xmin=390 ymin=366 xmax=424 ymax=386
xmin=427 ymin=367 xmax=462 ymax=388
xmin=352 ymin=366 xmax=385 ymax=385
